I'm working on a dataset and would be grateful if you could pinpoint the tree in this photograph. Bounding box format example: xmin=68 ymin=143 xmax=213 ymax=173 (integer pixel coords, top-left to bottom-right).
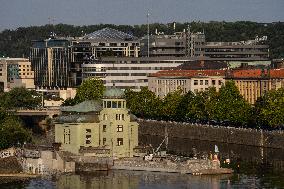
xmin=186 ymin=91 xmax=208 ymax=123
xmin=213 ymin=81 xmax=253 ymax=126
xmin=75 ymin=78 xmax=105 ymax=102
xmin=160 ymin=89 xmax=183 ymax=121
xmin=125 ymin=87 xmax=161 ymax=119
xmin=0 ymin=110 xmax=32 ymax=149
xmin=254 ymin=88 xmax=284 ymax=129
xmin=0 ymin=87 xmax=41 ymax=109
xmin=175 ymin=91 xmax=195 ymax=121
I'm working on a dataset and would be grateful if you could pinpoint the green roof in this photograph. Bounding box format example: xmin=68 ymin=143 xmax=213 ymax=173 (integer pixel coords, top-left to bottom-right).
xmin=61 ymin=100 xmax=102 ymax=113
xmin=103 ymin=87 xmax=125 ymax=99
xmin=55 ymin=114 xmax=100 ymax=123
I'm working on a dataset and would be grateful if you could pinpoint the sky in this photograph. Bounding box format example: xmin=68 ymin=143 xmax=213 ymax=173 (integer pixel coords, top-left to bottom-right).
xmin=0 ymin=0 xmax=283 ymax=31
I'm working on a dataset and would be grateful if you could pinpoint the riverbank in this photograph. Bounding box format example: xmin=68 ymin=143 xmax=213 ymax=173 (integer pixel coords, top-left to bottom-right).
xmin=138 ymin=120 xmax=284 ymax=149
xmin=0 ymin=173 xmax=40 ymax=184
xmin=113 ymin=158 xmax=233 ymax=175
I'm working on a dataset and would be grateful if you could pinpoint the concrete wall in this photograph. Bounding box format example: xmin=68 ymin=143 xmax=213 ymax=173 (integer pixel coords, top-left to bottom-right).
xmin=138 ymin=120 xmax=284 ymax=149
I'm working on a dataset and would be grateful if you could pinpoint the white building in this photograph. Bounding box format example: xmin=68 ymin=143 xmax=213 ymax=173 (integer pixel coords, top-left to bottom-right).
xmin=82 ymin=57 xmax=192 ymax=91
xmin=148 ymin=69 xmax=226 ymax=98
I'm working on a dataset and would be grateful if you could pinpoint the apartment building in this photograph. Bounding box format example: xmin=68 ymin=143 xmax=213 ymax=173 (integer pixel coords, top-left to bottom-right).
xmin=148 ymin=70 xmax=225 ymax=98
xmin=81 ymin=57 xmax=192 ymax=91
xmin=0 ymin=58 xmax=35 ymax=91
xmin=227 ymin=69 xmax=284 ymax=104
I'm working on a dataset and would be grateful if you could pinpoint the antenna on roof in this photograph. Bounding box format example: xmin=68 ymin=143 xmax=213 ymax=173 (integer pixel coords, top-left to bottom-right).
xmin=147 ymin=11 xmax=150 ymax=58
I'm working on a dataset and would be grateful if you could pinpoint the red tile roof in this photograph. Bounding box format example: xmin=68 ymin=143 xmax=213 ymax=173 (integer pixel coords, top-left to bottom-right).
xmin=150 ymin=69 xmax=226 ymax=78
xmin=230 ymin=69 xmax=284 ymax=78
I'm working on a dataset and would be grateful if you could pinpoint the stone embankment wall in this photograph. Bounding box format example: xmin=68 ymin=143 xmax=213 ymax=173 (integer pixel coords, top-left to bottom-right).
xmin=138 ymin=120 xmax=284 ymax=149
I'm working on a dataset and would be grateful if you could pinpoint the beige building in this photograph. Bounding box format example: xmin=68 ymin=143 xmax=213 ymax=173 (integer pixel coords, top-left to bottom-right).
xmin=0 ymin=59 xmax=8 ymax=91
xmin=0 ymin=58 xmax=35 ymax=91
xmin=148 ymin=70 xmax=225 ymax=98
xmin=55 ymin=88 xmax=138 ymax=158
xmin=227 ymin=69 xmax=284 ymax=104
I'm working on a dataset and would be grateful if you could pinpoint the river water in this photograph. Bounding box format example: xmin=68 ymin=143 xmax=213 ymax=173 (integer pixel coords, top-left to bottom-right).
xmin=1 ymin=135 xmax=284 ymax=189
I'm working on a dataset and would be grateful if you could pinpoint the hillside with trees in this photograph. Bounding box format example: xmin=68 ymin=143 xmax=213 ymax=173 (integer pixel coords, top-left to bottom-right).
xmin=0 ymin=21 xmax=283 ymax=58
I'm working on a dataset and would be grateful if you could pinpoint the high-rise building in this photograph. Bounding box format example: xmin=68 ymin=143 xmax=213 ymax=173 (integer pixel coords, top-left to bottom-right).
xmin=30 ymin=38 xmax=71 ymax=88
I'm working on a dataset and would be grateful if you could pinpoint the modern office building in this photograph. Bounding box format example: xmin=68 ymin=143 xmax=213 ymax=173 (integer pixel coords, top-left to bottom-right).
xmin=198 ymin=41 xmax=269 ymax=61
xmin=81 ymin=27 xmax=140 ymax=58
xmin=140 ymin=31 xmax=205 ymax=57
xmin=81 ymin=57 xmax=192 ymax=91
xmin=30 ymin=38 xmax=72 ymax=88
xmin=55 ymin=88 xmax=138 ymax=157
xmin=30 ymin=28 xmax=140 ymax=88
xmin=148 ymin=69 xmax=225 ymax=98
xmin=140 ymin=30 xmax=269 ymax=61
xmin=0 ymin=58 xmax=35 ymax=91
xmin=226 ymin=69 xmax=284 ymax=104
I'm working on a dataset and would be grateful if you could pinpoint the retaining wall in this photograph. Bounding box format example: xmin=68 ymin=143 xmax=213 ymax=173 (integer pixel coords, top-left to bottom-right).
xmin=138 ymin=120 xmax=284 ymax=149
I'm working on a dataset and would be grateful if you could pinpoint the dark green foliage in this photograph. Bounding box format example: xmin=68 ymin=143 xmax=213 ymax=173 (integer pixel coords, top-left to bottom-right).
xmin=0 ymin=22 xmax=283 ymax=58
xmin=254 ymin=88 xmax=284 ymax=129
xmin=0 ymin=110 xmax=32 ymax=149
xmin=61 ymin=78 xmax=105 ymax=106
xmin=0 ymin=87 xmax=41 ymax=109
xmin=76 ymin=78 xmax=105 ymax=102
xmin=126 ymin=82 xmax=283 ymax=129
xmin=125 ymin=87 xmax=161 ymax=119
xmin=211 ymin=81 xmax=253 ymax=126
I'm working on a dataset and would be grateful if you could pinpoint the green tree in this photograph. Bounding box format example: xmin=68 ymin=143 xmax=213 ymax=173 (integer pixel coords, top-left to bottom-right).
xmin=213 ymin=81 xmax=253 ymax=126
xmin=75 ymin=78 xmax=105 ymax=102
xmin=0 ymin=110 xmax=32 ymax=149
xmin=125 ymin=87 xmax=161 ymax=119
xmin=186 ymin=91 xmax=208 ymax=122
xmin=0 ymin=87 xmax=41 ymax=109
xmin=175 ymin=91 xmax=195 ymax=121
xmin=254 ymin=88 xmax=284 ymax=129
xmin=61 ymin=97 xmax=80 ymax=106
xmin=160 ymin=89 xmax=183 ymax=121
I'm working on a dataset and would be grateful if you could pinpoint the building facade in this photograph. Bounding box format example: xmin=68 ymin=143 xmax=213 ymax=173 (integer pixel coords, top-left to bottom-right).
xmin=30 ymin=28 xmax=140 ymax=88
xmin=140 ymin=31 xmax=205 ymax=57
xmin=0 ymin=58 xmax=35 ymax=91
xmin=227 ymin=69 xmax=284 ymax=104
xmin=140 ymin=30 xmax=269 ymax=61
xmin=0 ymin=58 xmax=8 ymax=91
xmin=148 ymin=70 xmax=225 ymax=98
xmin=55 ymin=88 xmax=138 ymax=157
xmin=81 ymin=57 xmax=192 ymax=91
xmin=30 ymin=39 xmax=72 ymax=88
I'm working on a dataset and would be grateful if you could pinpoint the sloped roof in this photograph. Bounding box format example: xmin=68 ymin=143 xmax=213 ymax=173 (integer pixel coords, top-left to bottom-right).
xmin=55 ymin=114 xmax=100 ymax=123
xmin=83 ymin=27 xmax=137 ymax=41
xmin=61 ymin=100 xmax=102 ymax=113
xmin=230 ymin=69 xmax=284 ymax=78
xmin=103 ymin=87 xmax=125 ymax=99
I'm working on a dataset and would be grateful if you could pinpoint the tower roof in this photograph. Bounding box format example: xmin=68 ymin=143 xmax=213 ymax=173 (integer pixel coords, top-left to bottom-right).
xmin=103 ymin=87 xmax=125 ymax=99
